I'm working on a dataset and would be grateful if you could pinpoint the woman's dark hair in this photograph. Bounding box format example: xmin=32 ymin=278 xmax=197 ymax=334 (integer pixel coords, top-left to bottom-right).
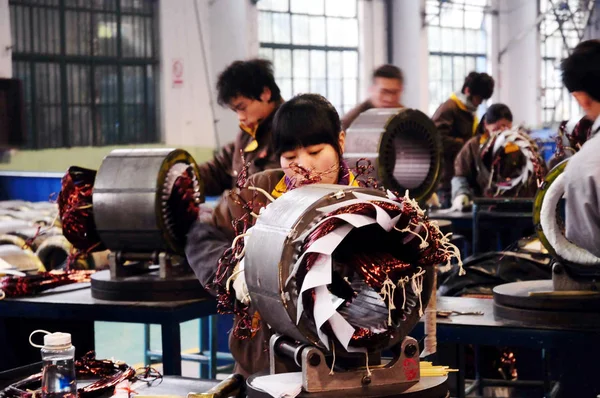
xmin=461 ymin=71 xmax=495 ymax=99
xmin=216 ymin=58 xmax=282 ymax=106
xmin=475 ymin=103 xmax=513 ymax=135
xmin=561 ymin=39 xmax=600 ymax=102
xmin=272 ymin=94 xmax=342 ymax=157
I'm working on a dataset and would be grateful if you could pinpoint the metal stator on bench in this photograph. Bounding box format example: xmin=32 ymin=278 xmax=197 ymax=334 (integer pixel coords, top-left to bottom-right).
xmin=89 ymin=148 xmax=207 ymax=302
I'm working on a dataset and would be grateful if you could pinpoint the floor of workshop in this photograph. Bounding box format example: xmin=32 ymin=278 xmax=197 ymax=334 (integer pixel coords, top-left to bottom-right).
xmin=95 ymin=321 xmax=215 ymax=378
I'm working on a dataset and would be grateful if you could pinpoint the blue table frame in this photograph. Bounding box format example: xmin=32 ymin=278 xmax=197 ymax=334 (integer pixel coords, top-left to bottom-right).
xmin=0 ymin=285 xmax=217 ymax=376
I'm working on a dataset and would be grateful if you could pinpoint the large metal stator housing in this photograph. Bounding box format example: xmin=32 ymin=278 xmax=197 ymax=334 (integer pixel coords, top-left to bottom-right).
xmin=493 ymin=159 xmax=600 ymax=328
xmin=344 ymin=108 xmax=443 ymax=202
xmin=243 ymin=185 xmax=449 ymax=397
xmin=90 ymin=148 xmax=206 ymax=301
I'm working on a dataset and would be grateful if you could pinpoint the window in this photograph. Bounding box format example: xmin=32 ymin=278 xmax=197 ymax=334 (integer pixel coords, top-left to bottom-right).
xmin=257 ymin=0 xmax=359 ymax=114
xmin=9 ymin=0 xmax=158 ymax=149
xmin=539 ymin=0 xmax=590 ymax=125
xmin=426 ymin=0 xmax=490 ymax=116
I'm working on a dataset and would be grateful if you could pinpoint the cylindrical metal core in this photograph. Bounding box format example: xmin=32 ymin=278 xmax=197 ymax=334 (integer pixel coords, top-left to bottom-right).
xmin=244 ymin=185 xmax=433 ymax=353
xmin=344 ymin=108 xmax=442 ymax=202
xmin=93 ymin=148 xmax=203 ymax=254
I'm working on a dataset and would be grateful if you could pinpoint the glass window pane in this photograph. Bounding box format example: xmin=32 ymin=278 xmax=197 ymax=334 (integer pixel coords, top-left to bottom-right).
xmin=326 ymin=0 xmax=356 ymax=17
xmin=291 ymin=0 xmax=324 ymax=15
xmin=279 ymin=78 xmax=293 ymax=101
xmin=342 ymin=51 xmax=358 ymax=79
xmin=476 ymin=56 xmax=487 ymax=72
xmin=274 ymin=49 xmax=292 ymax=78
xmin=293 ymin=50 xmax=309 ymax=79
xmin=327 ymin=78 xmax=341 ymax=111
xmin=476 ymin=31 xmax=486 ymax=53
xmin=465 ymin=30 xmax=477 ymax=53
xmin=258 ymin=0 xmax=289 ymax=12
xmin=464 ymin=9 xmax=483 ymax=29
xmin=453 ymin=28 xmax=464 ymax=53
xmin=272 ymin=12 xmax=291 ymax=44
xmin=327 ymin=51 xmax=342 ymax=80
xmin=311 ymin=78 xmax=327 ymax=97
xmin=309 ymin=16 xmax=326 ymax=46
xmin=327 ymin=17 xmax=357 ymax=47
xmin=294 ymin=78 xmax=309 ymax=94
xmin=441 ymin=27 xmax=452 ymax=52
xmin=259 ymin=47 xmax=274 ymax=61
xmin=453 ymin=57 xmax=465 ymax=84
xmin=428 ymin=26 xmax=440 ymax=52
xmin=465 ymin=57 xmax=476 ymax=74
xmin=258 ymin=11 xmax=273 ymax=43
xmin=429 ymin=55 xmax=441 ymax=81
xmin=441 ymin=56 xmax=452 ymax=77
xmin=310 ymin=50 xmax=326 ymax=78
xmin=343 ymin=78 xmax=357 ymax=107
xmin=292 ymin=14 xmax=309 ymax=45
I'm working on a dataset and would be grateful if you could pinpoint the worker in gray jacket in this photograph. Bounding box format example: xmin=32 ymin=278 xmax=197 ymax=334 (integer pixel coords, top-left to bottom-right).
xmin=561 ymin=39 xmax=600 ymax=257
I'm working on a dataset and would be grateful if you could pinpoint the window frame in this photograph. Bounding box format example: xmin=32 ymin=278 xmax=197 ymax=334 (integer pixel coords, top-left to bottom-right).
xmin=9 ymin=0 xmax=159 ymax=149
xmin=257 ymin=0 xmax=360 ymax=114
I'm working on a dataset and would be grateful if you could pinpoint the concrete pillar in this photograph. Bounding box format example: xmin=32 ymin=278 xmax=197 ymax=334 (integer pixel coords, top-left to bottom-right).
xmin=390 ymin=0 xmax=429 ymax=112
xmin=0 ymin=0 xmax=12 ymax=78
xmin=358 ymin=0 xmax=387 ymax=99
xmin=208 ymin=0 xmax=259 ymax=147
xmin=496 ymin=0 xmax=540 ymax=127
xmin=158 ymin=0 xmax=216 ymax=147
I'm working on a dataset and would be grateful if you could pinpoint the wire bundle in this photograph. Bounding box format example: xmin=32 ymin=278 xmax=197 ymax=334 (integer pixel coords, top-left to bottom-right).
xmin=57 ymin=166 xmax=105 ymax=253
xmin=295 ymin=191 xmax=462 ymax=350
xmin=0 ymin=351 xmax=144 ymax=398
xmin=479 ymin=128 xmax=546 ymax=197
xmin=0 ymin=270 xmax=94 ymax=299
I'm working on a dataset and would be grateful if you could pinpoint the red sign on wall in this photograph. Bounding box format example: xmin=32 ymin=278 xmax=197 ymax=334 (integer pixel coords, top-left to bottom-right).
xmin=172 ymin=58 xmax=184 ymax=88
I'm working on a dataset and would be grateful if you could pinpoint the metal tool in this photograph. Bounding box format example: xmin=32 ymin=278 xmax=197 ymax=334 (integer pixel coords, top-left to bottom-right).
xmin=436 ymin=310 xmax=484 ymax=318
xmin=187 ymin=374 xmax=244 ymax=398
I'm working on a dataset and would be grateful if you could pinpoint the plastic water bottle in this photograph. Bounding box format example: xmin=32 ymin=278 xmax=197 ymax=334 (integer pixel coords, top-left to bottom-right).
xmin=30 ymin=330 xmax=77 ymax=398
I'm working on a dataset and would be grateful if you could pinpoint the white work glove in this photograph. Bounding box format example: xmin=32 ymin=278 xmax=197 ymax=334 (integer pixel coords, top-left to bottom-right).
xmin=451 ymin=194 xmax=471 ymax=212
xmin=231 ymin=259 xmax=251 ymax=305
xmin=425 ymin=192 xmax=441 ymax=208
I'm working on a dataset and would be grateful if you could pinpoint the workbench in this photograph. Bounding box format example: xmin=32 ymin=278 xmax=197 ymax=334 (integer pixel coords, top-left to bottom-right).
xmin=0 ymin=284 xmax=217 ymax=376
xmin=413 ymin=296 xmax=600 ymax=397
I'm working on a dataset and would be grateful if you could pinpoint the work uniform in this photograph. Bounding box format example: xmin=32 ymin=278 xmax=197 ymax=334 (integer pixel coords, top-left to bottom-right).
xmin=197 ymin=101 xmax=282 ymax=196
xmin=452 ymin=134 xmax=541 ymax=201
xmin=564 ymin=115 xmax=600 ymax=257
xmin=431 ymin=93 xmax=478 ymax=205
xmin=185 ymin=167 xmax=358 ymax=377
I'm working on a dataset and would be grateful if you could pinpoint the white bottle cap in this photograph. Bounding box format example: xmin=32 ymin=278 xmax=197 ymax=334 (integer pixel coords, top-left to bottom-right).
xmin=43 ymin=332 xmax=72 ymax=348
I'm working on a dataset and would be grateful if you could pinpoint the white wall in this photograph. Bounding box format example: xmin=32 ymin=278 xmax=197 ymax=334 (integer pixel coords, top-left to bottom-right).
xmin=390 ymin=0 xmax=429 ymax=112
xmin=158 ymin=0 xmax=258 ymax=149
xmin=159 ymin=0 xmax=216 ymax=148
xmin=208 ymin=0 xmax=259 ymax=147
xmin=0 ymin=0 xmax=12 ymax=78
xmin=496 ymin=0 xmax=540 ymax=128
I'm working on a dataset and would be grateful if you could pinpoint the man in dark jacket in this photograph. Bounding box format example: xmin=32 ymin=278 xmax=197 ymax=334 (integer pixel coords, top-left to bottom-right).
xmin=431 ymin=71 xmax=494 ymax=207
xmin=197 ymin=59 xmax=283 ymax=196
xmin=341 ymin=64 xmax=404 ymax=130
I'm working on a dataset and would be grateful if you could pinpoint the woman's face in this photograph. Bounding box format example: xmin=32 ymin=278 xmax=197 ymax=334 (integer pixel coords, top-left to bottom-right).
xmin=485 ymin=118 xmax=512 ymax=134
xmin=279 ymin=133 xmax=345 ymax=187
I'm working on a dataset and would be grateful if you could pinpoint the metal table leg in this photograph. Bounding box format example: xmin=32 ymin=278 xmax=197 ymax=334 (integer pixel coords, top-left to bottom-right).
xmin=143 ymin=324 xmax=151 ymax=367
xmin=161 ymin=321 xmax=182 ymax=376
